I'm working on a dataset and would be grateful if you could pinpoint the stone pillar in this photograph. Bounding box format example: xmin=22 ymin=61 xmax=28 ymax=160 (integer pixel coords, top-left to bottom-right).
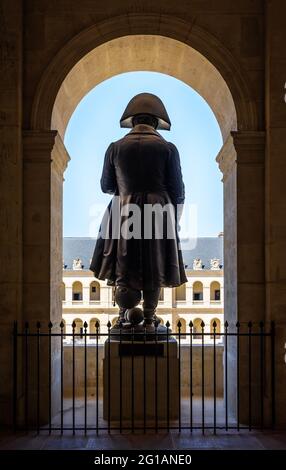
xmin=204 ymin=283 xmax=210 ymax=305
xmin=82 ymin=284 xmax=90 ymax=304
xmin=22 ymin=130 xmax=70 ymax=424
xmin=217 ymin=131 xmax=266 ymax=424
xmin=265 ymin=1 xmax=286 ymax=425
xmin=0 ymin=0 xmax=23 ymax=426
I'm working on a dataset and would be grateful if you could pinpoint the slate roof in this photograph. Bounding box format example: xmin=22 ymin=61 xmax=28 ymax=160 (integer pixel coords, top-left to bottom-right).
xmin=63 ymin=236 xmax=223 ymax=271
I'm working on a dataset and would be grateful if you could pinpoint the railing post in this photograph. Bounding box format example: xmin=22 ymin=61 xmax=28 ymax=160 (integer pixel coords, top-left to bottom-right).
xmin=107 ymin=321 xmax=111 ymax=434
xmin=13 ymin=321 xmax=18 ymax=432
xmin=166 ymin=320 xmax=170 ymax=432
xmin=84 ymin=321 xmax=88 ymax=434
xmin=213 ymin=320 xmax=217 ymax=435
xmin=60 ymin=320 xmax=64 ymax=434
xmin=236 ymin=321 xmax=240 ymax=431
xmin=201 ymin=320 xmax=205 ymax=435
xmin=248 ymin=321 xmax=253 ymax=431
xmin=96 ymin=320 xmax=100 ymax=435
xmin=189 ymin=321 xmax=193 ymax=433
xmin=48 ymin=321 xmax=53 ymax=435
xmin=72 ymin=320 xmax=76 ymax=435
xmin=224 ymin=321 xmax=229 ymax=431
xmin=271 ymin=321 xmax=276 ymax=427
xmin=259 ymin=321 xmax=264 ymax=430
xmin=177 ymin=320 xmax=182 ymax=433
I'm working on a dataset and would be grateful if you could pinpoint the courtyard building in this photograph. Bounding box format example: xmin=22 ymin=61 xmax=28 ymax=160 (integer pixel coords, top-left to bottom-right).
xmin=62 ymin=236 xmax=224 ymax=343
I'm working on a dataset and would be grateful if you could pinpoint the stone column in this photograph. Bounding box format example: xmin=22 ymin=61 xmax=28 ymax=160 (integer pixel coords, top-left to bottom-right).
xmin=217 ymin=131 xmax=266 ymax=424
xmin=0 ymin=0 xmax=23 ymax=426
xmin=265 ymin=1 xmax=286 ymax=426
xmin=22 ymin=130 xmax=70 ymax=423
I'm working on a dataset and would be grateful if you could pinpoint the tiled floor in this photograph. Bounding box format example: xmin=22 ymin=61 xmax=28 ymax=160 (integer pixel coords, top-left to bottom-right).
xmin=0 ymin=430 xmax=286 ymax=450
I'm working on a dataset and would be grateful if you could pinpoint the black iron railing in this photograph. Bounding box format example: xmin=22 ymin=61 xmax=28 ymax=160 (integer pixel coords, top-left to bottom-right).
xmin=12 ymin=320 xmax=275 ymax=434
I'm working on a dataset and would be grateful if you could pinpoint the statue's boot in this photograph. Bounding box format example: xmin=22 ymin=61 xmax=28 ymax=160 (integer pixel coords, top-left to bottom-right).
xmin=142 ymin=287 xmax=161 ymax=327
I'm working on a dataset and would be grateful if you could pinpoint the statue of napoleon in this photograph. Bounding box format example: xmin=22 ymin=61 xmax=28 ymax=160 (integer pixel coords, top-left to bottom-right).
xmin=90 ymin=93 xmax=187 ymax=330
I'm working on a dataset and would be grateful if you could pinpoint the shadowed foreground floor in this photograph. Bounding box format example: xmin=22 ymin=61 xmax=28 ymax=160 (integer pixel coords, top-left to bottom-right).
xmin=1 ymin=396 xmax=284 ymax=450
xmin=0 ymin=430 xmax=286 ymax=450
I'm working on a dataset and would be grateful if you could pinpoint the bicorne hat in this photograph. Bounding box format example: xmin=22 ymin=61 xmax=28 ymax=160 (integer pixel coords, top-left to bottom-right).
xmin=120 ymin=93 xmax=171 ymax=130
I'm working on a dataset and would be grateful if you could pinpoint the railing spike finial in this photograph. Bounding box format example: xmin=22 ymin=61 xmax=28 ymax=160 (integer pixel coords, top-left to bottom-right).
xmin=84 ymin=321 xmax=88 ymax=329
xmin=189 ymin=320 xmax=193 ymax=328
xmin=166 ymin=320 xmax=170 ymax=328
xmin=60 ymin=320 xmax=65 ymax=329
xmin=224 ymin=320 xmax=229 ymax=328
xmin=72 ymin=321 xmax=76 ymax=329
xmin=48 ymin=321 xmax=53 ymax=329
xmin=177 ymin=320 xmax=182 ymax=329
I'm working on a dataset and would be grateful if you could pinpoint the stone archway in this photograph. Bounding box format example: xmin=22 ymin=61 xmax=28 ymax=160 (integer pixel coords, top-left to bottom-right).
xmin=23 ymin=14 xmax=265 ymax=424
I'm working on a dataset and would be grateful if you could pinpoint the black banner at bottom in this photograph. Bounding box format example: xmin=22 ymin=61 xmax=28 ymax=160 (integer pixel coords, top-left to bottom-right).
xmin=0 ymin=450 xmax=285 ymax=468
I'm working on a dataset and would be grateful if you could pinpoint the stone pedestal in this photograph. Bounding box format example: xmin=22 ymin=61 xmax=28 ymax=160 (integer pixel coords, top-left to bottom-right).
xmin=103 ymin=338 xmax=179 ymax=422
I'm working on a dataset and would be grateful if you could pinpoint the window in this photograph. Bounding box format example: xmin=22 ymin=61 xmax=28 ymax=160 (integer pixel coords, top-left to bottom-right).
xmin=73 ymin=318 xmax=83 ymax=338
xmin=193 ymin=318 xmax=203 ymax=340
xmin=90 ymin=281 xmax=100 ymax=301
xmin=193 ymin=281 xmax=203 ymax=301
xmin=72 ymin=281 xmax=83 ymax=301
xmin=193 ymin=292 xmax=203 ymax=301
xmin=210 ymin=318 xmax=221 ymax=339
xmin=90 ymin=318 xmax=100 ymax=338
xmin=176 ymin=318 xmax=187 ymax=338
xmin=214 ymin=289 xmax=220 ymax=301
xmin=210 ymin=281 xmax=221 ymax=301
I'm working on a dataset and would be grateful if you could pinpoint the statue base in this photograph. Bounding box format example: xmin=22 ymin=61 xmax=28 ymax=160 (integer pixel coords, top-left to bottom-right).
xmin=110 ymin=321 xmax=170 ymax=341
xmin=103 ymin=337 xmax=179 ymax=422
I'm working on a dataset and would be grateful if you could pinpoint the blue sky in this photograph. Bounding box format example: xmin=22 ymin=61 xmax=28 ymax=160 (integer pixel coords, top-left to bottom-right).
xmin=64 ymin=71 xmax=223 ymax=238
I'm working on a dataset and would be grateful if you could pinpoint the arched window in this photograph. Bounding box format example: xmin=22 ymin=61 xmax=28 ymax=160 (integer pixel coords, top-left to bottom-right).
xmin=90 ymin=281 xmax=100 ymax=301
xmin=60 ymin=282 xmax=66 ymax=301
xmin=73 ymin=318 xmax=83 ymax=338
xmin=72 ymin=281 xmax=83 ymax=301
xmin=193 ymin=281 xmax=203 ymax=301
xmin=175 ymin=284 xmax=186 ymax=301
xmin=193 ymin=318 xmax=203 ymax=340
xmin=176 ymin=318 xmax=187 ymax=338
xmin=210 ymin=318 xmax=221 ymax=339
xmin=159 ymin=288 xmax=164 ymax=301
xmin=89 ymin=318 xmax=100 ymax=338
xmin=210 ymin=281 xmax=221 ymax=301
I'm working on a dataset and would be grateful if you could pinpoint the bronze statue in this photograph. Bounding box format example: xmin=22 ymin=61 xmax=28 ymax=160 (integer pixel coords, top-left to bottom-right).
xmin=90 ymin=93 xmax=187 ymax=330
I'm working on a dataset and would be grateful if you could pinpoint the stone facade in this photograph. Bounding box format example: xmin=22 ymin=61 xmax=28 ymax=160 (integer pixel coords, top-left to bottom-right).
xmin=62 ymin=245 xmax=224 ymax=344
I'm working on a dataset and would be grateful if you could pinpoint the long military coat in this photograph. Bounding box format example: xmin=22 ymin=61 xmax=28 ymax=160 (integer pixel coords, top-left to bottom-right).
xmin=90 ymin=124 xmax=187 ymax=290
